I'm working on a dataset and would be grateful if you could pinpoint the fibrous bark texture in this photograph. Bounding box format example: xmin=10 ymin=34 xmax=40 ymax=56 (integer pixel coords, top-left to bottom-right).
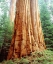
xmin=7 ymin=0 xmax=46 ymax=60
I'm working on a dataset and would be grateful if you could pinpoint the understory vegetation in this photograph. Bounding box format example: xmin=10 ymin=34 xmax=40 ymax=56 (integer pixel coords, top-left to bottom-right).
xmin=0 ymin=0 xmax=13 ymax=48
xmin=0 ymin=50 xmax=53 ymax=64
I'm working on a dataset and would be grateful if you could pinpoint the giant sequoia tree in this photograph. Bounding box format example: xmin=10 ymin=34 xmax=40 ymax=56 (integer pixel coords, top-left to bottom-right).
xmin=7 ymin=0 xmax=46 ymax=60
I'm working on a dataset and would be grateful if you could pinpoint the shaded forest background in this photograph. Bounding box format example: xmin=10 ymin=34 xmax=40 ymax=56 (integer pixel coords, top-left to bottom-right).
xmin=0 ymin=0 xmax=53 ymax=63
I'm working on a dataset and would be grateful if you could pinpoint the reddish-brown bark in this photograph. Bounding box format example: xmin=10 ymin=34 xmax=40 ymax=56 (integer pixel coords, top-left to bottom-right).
xmin=7 ymin=0 xmax=46 ymax=60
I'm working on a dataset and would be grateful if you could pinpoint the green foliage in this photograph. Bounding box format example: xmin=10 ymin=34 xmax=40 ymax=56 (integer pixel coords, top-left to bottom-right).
xmin=0 ymin=0 xmax=5 ymax=2
xmin=0 ymin=50 xmax=53 ymax=64
xmin=2 ymin=60 xmax=14 ymax=64
xmin=0 ymin=0 xmax=13 ymax=60
xmin=39 ymin=0 xmax=53 ymax=50
xmin=0 ymin=0 xmax=13 ymax=48
xmin=20 ymin=58 xmax=30 ymax=64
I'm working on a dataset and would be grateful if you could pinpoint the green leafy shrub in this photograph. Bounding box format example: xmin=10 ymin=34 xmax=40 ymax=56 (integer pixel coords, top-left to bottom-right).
xmin=2 ymin=60 xmax=14 ymax=64
xmin=1 ymin=50 xmax=53 ymax=64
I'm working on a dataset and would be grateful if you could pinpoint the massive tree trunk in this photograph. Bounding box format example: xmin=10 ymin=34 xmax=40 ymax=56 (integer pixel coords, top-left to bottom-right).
xmin=7 ymin=0 xmax=46 ymax=60
xmin=9 ymin=0 xmax=16 ymax=22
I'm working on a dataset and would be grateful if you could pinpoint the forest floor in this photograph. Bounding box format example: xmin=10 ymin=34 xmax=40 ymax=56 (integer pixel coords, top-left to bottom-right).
xmin=0 ymin=50 xmax=53 ymax=64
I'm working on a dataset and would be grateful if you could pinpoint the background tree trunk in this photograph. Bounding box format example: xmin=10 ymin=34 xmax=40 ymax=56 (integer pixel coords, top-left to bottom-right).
xmin=9 ymin=0 xmax=16 ymax=22
xmin=7 ymin=0 xmax=46 ymax=60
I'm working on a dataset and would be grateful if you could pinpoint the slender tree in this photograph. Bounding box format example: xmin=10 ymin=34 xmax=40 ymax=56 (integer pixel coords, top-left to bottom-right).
xmin=7 ymin=0 xmax=46 ymax=60
xmin=9 ymin=0 xmax=16 ymax=22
